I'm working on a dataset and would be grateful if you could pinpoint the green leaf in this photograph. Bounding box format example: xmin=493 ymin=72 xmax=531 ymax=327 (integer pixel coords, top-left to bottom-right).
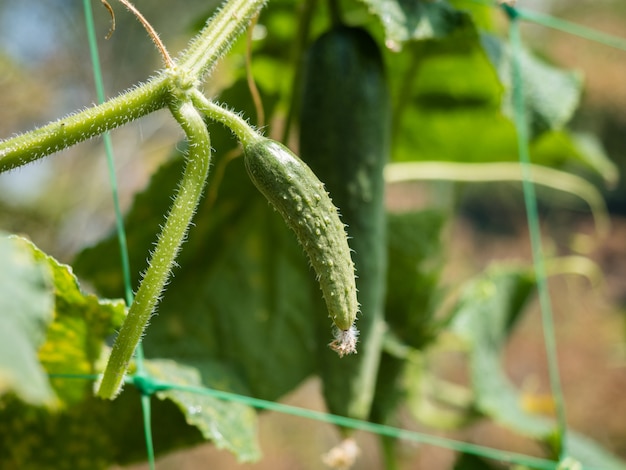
xmin=385 ymin=209 xmax=447 ymax=347
xmin=32 ymin=243 xmax=127 ymax=404
xmin=369 ymin=209 xmax=447 ymax=423
xmin=146 ymin=359 xmax=261 ymax=462
xmin=481 ymin=34 xmax=583 ymax=137
xmin=403 ymin=349 xmax=475 ymax=430
xmin=448 ymin=266 xmax=626 ymax=468
xmin=0 ymin=234 xmax=55 ymax=406
xmin=532 ymin=130 xmax=619 ymax=187
xmin=391 ymin=31 xmax=588 ymax=172
xmin=563 ymin=431 xmax=626 ymax=470
xmin=0 ymin=238 xmax=131 ymax=469
xmin=0 ymin=380 xmax=208 ymax=469
xmin=450 ymin=266 xmax=555 ymax=438
xmin=358 ymin=0 xmax=474 ymax=46
xmin=0 ymin=238 xmax=235 ymax=468
xmin=390 ymin=27 xmax=511 ymax=164
xmin=453 ymin=453 xmax=504 ymax=469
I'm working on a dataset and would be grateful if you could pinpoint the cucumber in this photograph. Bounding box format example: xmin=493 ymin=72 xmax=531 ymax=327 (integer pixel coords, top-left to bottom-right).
xmin=243 ymin=137 xmax=359 ymax=355
xmin=299 ymin=25 xmax=390 ymax=421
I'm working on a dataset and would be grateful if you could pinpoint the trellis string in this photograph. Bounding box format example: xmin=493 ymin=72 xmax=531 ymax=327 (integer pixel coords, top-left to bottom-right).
xmin=81 ymin=0 xmax=155 ymax=468
xmin=503 ymin=1 xmax=569 ymax=462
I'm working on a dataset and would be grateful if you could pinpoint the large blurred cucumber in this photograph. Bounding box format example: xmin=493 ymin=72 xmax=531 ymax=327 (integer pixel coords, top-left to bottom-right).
xmin=299 ymin=24 xmax=390 ymax=422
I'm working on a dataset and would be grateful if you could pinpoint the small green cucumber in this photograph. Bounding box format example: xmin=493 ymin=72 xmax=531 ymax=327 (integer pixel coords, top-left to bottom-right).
xmin=243 ymin=137 xmax=359 ymax=354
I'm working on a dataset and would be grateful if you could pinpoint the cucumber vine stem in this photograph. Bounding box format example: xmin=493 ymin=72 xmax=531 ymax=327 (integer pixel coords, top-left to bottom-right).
xmin=0 ymin=76 xmax=171 ymax=173
xmin=179 ymin=0 xmax=267 ymax=79
xmin=190 ymin=89 xmax=261 ymax=145
xmin=97 ymin=99 xmax=211 ymax=399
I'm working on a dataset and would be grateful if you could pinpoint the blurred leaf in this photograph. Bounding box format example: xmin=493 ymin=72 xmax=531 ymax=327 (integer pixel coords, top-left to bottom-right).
xmin=453 ymin=453 xmax=503 ymax=469
xmin=449 ymin=266 xmax=555 ymax=438
xmin=358 ymin=0 xmax=473 ymax=46
xmin=370 ymin=209 xmax=447 ymax=423
xmin=385 ymin=209 xmax=447 ymax=347
xmin=481 ymin=34 xmax=583 ymax=137
xmin=392 ymin=31 xmax=588 ymax=174
xmin=404 ymin=350 xmax=475 ymax=430
xmin=563 ymin=432 xmax=626 ymax=470
xmin=532 ymin=130 xmax=619 ymax=188
xmin=146 ymin=359 xmax=261 ymax=462
xmin=0 ymin=234 xmax=55 ymax=406
xmin=448 ymin=266 xmax=626 ymax=468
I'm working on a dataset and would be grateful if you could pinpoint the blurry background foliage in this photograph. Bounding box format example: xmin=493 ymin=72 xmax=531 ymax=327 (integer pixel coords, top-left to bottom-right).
xmin=1 ymin=0 xmax=626 ymax=468
xmin=1 ymin=0 xmax=625 ymax=260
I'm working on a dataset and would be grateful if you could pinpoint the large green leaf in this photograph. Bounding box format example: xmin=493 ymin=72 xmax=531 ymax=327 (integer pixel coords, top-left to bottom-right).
xmin=0 ymin=378 xmax=208 ymax=469
xmin=0 ymin=221 xmax=261 ymax=467
xmin=33 ymin=243 xmax=127 ymax=404
xmin=390 ymin=24 xmax=512 ymax=164
xmin=146 ymin=359 xmax=260 ymax=462
xmin=0 ymin=234 xmax=55 ymax=406
xmin=0 ymin=238 xmax=259 ymax=467
xmin=388 ymin=25 xmax=595 ymax=184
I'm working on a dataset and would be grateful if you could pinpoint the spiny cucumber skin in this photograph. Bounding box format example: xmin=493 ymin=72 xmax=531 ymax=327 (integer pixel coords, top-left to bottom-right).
xmin=243 ymin=138 xmax=358 ymax=332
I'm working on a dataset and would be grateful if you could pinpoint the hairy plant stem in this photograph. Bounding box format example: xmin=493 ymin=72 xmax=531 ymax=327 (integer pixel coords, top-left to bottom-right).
xmin=190 ymin=89 xmax=261 ymax=145
xmin=97 ymin=99 xmax=211 ymax=399
xmin=0 ymin=76 xmax=170 ymax=173
xmin=0 ymin=0 xmax=266 ymax=174
xmin=178 ymin=0 xmax=267 ymax=79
